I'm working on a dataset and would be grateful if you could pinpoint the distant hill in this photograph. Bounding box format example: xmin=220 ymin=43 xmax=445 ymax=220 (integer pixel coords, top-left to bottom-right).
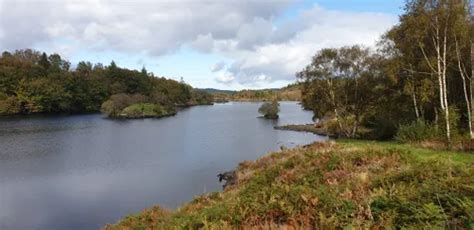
xmin=199 ymin=88 xmax=236 ymax=95
xmin=201 ymin=83 xmax=302 ymax=102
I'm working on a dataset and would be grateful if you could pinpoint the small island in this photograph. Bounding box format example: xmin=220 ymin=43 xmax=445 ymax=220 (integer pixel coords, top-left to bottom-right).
xmin=258 ymin=100 xmax=280 ymax=119
xmin=108 ymin=102 xmax=176 ymax=119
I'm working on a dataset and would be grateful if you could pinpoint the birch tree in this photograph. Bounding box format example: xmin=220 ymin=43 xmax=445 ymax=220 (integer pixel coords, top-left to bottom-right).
xmin=388 ymin=0 xmax=473 ymax=142
xmin=298 ymin=46 xmax=377 ymax=138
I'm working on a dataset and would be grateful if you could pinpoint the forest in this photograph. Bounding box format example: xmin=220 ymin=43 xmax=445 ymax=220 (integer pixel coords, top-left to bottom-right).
xmin=0 ymin=50 xmax=213 ymax=118
xmin=299 ymin=0 xmax=474 ymax=149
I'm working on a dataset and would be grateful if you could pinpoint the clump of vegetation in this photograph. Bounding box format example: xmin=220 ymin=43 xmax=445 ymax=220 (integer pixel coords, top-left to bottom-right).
xmin=396 ymin=120 xmax=439 ymax=142
xmin=105 ymin=140 xmax=474 ymax=229
xmin=100 ymin=94 xmax=147 ymax=118
xmin=394 ymin=109 xmax=474 ymax=151
xmin=0 ymin=93 xmax=21 ymax=114
xmin=100 ymin=94 xmax=177 ymax=119
xmin=258 ymin=101 xmax=280 ymax=119
xmin=119 ymin=103 xmax=176 ymax=119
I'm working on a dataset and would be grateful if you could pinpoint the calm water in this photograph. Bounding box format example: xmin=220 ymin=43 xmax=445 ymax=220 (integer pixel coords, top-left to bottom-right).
xmin=0 ymin=102 xmax=326 ymax=230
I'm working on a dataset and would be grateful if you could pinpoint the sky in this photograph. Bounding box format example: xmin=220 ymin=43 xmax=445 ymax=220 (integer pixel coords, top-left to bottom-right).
xmin=0 ymin=0 xmax=404 ymax=90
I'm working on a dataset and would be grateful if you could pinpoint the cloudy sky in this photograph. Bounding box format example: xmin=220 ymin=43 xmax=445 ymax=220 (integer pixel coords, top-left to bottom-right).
xmin=0 ymin=0 xmax=403 ymax=90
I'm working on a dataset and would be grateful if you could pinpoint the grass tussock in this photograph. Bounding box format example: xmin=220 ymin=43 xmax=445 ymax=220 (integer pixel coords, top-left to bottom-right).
xmin=105 ymin=141 xmax=474 ymax=229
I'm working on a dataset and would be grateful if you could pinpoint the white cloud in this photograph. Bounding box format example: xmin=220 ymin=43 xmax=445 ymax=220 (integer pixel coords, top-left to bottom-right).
xmin=215 ymin=70 xmax=235 ymax=84
xmin=210 ymin=61 xmax=226 ymax=72
xmin=0 ymin=0 xmax=292 ymax=54
xmin=190 ymin=34 xmax=215 ymax=53
xmin=0 ymin=1 xmax=398 ymax=88
xmin=212 ymin=5 xmax=397 ymax=85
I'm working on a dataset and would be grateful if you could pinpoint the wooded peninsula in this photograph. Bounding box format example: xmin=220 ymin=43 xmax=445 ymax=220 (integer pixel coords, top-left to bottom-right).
xmin=0 ymin=50 xmax=213 ymax=118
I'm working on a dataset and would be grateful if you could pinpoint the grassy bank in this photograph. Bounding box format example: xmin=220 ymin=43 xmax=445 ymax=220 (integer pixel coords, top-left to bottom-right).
xmin=105 ymin=140 xmax=474 ymax=229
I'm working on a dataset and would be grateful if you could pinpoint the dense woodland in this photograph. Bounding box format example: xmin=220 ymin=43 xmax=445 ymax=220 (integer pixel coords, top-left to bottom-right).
xmin=0 ymin=50 xmax=212 ymax=117
xmin=299 ymin=0 xmax=474 ymax=146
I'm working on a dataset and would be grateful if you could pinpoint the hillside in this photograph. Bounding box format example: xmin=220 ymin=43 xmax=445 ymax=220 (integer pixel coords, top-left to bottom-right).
xmin=105 ymin=140 xmax=474 ymax=229
xmin=207 ymin=83 xmax=302 ymax=102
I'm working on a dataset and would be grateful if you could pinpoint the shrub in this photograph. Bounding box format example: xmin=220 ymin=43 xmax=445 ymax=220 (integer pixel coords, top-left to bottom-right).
xmin=437 ymin=106 xmax=461 ymax=138
xmin=395 ymin=120 xmax=438 ymax=142
xmin=258 ymin=101 xmax=280 ymax=119
xmin=325 ymin=118 xmax=340 ymax=136
xmin=0 ymin=96 xmax=21 ymax=115
xmin=100 ymin=93 xmax=147 ymax=117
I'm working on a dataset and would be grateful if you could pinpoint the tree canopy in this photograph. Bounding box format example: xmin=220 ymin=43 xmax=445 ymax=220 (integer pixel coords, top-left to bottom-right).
xmin=258 ymin=101 xmax=280 ymax=119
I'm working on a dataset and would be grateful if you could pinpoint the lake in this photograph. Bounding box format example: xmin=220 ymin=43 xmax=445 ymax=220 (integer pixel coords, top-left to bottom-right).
xmin=0 ymin=102 xmax=326 ymax=230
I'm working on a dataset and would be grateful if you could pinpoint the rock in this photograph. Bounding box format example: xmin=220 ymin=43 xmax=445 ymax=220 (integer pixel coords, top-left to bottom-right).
xmin=217 ymin=170 xmax=237 ymax=189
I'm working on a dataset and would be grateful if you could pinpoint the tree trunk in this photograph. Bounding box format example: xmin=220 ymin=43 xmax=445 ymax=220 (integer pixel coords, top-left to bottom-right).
xmin=456 ymin=38 xmax=473 ymax=139
xmin=412 ymin=90 xmax=420 ymax=119
xmin=471 ymin=43 xmax=474 ymax=138
xmin=442 ymin=20 xmax=450 ymax=142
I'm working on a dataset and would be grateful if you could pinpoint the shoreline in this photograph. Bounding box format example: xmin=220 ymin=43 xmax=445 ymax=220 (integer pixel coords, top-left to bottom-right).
xmin=274 ymin=123 xmax=337 ymax=138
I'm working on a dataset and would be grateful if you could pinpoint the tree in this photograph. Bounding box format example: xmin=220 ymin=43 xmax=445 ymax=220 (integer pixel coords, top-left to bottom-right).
xmin=386 ymin=0 xmax=474 ymax=142
xmin=298 ymin=45 xmax=377 ymax=137
xmin=258 ymin=100 xmax=280 ymax=119
xmin=38 ymin=52 xmax=50 ymax=71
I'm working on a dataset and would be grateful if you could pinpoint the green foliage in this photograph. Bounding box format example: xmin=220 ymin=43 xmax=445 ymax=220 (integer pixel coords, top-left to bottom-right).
xmin=298 ymin=46 xmax=380 ymax=138
xmin=0 ymin=49 xmax=213 ymax=116
xmin=0 ymin=95 xmax=21 ymax=115
xmin=396 ymin=120 xmax=439 ymax=142
xmin=190 ymin=90 xmax=214 ymax=105
xmin=437 ymin=106 xmax=462 ymax=138
xmin=100 ymin=93 xmax=147 ymax=117
xmin=298 ymin=0 xmax=474 ymax=141
xmin=120 ymin=103 xmax=176 ymax=119
xmin=258 ymin=101 xmax=280 ymax=119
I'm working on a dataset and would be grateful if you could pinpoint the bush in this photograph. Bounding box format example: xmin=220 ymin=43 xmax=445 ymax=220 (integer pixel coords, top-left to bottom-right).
xmin=0 ymin=96 xmax=21 ymax=115
xmin=437 ymin=106 xmax=461 ymax=138
xmin=100 ymin=93 xmax=147 ymax=117
xmin=258 ymin=101 xmax=280 ymax=119
xmin=395 ymin=120 xmax=438 ymax=142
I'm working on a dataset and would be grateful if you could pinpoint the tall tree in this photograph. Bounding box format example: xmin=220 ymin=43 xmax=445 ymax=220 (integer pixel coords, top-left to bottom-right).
xmin=298 ymin=46 xmax=377 ymax=137
xmin=386 ymin=0 xmax=474 ymax=142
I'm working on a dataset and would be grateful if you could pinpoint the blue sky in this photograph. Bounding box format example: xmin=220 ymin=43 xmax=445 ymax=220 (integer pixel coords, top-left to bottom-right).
xmin=1 ymin=0 xmax=404 ymax=90
xmin=312 ymin=0 xmax=404 ymax=14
